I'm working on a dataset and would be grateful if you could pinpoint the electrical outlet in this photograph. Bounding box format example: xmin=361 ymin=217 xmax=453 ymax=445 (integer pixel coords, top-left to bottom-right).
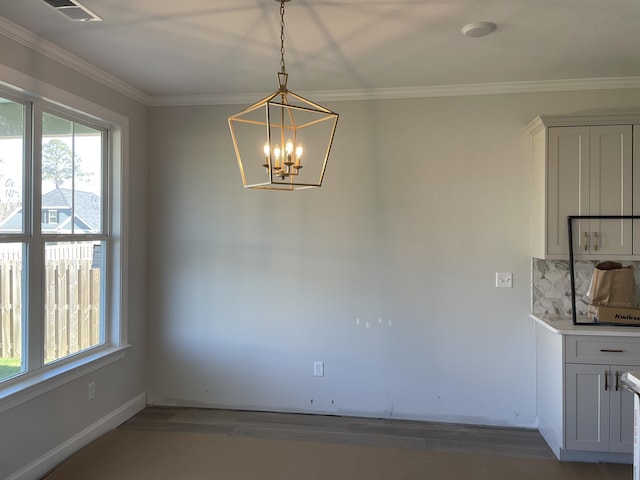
xmin=496 ymin=272 xmax=513 ymax=288
xmin=313 ymin=361 xmax=324 ymax=377
xmin=88 ymin=381 xmax=95 ymax=400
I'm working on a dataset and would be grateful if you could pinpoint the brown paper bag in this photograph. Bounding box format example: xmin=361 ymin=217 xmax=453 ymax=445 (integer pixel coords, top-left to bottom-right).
xmin=586 ymin=261 xmax=636 ymax=308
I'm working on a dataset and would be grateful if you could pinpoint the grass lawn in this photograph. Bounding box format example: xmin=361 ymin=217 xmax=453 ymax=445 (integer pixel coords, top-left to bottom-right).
xmin=0 ymin=357 xmax=22 ymax=379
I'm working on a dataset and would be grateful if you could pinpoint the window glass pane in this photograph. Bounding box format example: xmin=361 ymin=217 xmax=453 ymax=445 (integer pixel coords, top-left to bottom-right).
xmin=0 ymin=98 xmax=25 ymax=233
xmin=44 ymin=241 xmax=103 ymax=364
xmin=0 ymin=243 xmax=24 ymax=381
xmin=42 ymin=113 xmax=102 ymax=234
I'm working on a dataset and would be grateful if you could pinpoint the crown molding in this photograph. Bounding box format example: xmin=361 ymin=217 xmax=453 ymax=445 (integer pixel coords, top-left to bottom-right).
xmin=150 ymin=77 xmax=640 ymax=106
xmin=528 ymin=112 xmax=640 ymax=134
xmin=0 ymin=16 xmax=151 ymax=105
xmin=3 ymin=16 xmax=640 ymax=108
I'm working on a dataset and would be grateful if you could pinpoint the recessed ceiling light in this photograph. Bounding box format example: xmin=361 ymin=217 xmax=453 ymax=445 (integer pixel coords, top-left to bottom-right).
xmin=42 ymin=0 xmax=102 ymax=22
xmin=461 ymin=22 xmax=497 ymax=38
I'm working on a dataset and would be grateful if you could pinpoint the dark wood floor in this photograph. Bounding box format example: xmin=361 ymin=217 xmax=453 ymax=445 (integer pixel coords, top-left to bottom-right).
xmin=121 ymin=407 xmax=555 ymax=459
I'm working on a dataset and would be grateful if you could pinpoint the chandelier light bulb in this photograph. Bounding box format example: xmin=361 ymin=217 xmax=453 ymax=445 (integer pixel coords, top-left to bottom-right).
xmin=295 ymin=145 xmax=303 ymax=168
xmin=285 ymin=139 xmax=294 ymax=166
xmin=262 ymin=143 xmax=270 ymax=169
xmin=273 ymin=145 xmax=281 ymax=169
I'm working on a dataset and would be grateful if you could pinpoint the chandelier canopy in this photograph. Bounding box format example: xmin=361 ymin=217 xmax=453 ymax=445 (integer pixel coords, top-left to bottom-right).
xmin=228 ymin=0 xmax=339 ymax=191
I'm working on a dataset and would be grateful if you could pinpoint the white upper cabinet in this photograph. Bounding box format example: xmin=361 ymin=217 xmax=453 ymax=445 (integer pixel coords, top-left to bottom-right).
xmin=529 ymin=115 xmax=638 ymax=260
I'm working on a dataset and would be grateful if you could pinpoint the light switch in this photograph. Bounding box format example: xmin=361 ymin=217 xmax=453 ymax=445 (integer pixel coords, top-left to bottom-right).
xmin=496 ymin=272 xmax=513 ymax=288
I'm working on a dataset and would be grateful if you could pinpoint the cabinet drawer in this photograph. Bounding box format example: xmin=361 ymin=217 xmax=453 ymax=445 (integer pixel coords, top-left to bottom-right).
xmin=565 ymin=336 xmax=640 ymax=365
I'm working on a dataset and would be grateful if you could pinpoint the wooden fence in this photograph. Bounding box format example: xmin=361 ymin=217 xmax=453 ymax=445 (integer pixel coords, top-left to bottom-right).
xmin=0 ymin=253 xmax=21 ymax=360
xmin=0 ymin=244 xmax=101 ymax=363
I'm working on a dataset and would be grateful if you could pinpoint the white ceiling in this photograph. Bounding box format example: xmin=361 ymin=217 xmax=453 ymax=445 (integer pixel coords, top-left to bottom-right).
xmin=1 ymin=0 xmax=640 ymax=104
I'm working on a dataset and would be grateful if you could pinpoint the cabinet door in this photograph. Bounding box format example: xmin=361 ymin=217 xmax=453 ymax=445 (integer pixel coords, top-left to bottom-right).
xmin=589 ymin=125 xmax=633 ymax=256
xmin=547 ymin=127 xmax=590 ymax=255
xmin=609 ymin=365 xmax=635 ymax=453
xmin=565 ymin=363 xmax=609 ymax=451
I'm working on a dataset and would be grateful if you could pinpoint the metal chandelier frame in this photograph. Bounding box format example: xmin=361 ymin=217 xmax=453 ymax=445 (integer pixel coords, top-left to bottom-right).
xmin=228 ymin=0 xmax=339 ymax=191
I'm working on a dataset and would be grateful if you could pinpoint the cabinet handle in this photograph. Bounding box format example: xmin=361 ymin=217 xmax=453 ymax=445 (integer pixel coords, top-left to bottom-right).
xmin=584 ymin=232 xmax=589 ymax=251
xmin=593 ymin=231 xmax=599 ymax=251
xmin=616 ymin=371 xmax=620 ymax=391
xmin=604 ymin=370 xmax=609 ymax=391
xmin=600 ymin=349 xmax=624 ymax=353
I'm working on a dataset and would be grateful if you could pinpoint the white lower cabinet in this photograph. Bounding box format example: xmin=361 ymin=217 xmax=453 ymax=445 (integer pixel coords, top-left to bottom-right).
xmin=535 ymin=322 xmax=640 ymax=463
xmin=565 ymin=363 xmax=635 ymax=453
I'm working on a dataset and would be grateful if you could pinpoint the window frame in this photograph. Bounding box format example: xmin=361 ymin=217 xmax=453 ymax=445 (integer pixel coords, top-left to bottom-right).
xmin=0 ymin=67 xmax=129 ymax=413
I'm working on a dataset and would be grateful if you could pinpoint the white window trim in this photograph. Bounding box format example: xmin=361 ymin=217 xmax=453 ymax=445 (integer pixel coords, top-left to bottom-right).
xmin=0 ymin=64 xmax=129 ymax=409
xmin=0 ymin=345 xmax=129 ymax=414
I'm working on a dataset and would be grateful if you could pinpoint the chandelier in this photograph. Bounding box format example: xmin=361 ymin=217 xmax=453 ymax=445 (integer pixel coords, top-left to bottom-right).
xmin=228 ymin=0 xmax=339 ymax=191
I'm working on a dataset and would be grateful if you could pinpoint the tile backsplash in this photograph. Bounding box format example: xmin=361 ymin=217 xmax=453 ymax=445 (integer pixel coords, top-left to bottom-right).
xmin=532 ymin=259 xmax=640 ymax=315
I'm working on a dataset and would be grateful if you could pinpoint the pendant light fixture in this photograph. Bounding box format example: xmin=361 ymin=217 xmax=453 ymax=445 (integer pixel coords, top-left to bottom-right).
xmin=228 ymin=0 xmax=339 ymax=191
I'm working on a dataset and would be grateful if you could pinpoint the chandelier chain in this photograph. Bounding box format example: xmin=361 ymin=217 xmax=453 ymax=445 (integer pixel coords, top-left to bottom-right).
xmin=280 ymin=0 xmax=286 ymax=73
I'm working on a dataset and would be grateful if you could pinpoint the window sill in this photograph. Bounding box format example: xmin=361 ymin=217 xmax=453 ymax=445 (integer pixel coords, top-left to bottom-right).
xmin=0 ymin=345 xmax=131 ymax=414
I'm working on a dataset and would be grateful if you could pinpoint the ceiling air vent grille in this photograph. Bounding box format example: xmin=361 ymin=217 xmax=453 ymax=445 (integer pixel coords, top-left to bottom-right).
xmin=42 ymin=0 xmax=102 ymax=22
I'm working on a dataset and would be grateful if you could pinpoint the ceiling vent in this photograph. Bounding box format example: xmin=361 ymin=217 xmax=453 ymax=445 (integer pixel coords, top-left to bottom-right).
xmin=42 ymin=0 xmax=102 ymax=22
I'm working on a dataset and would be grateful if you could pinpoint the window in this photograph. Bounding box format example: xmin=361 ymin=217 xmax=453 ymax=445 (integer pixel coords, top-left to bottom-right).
xmin=45 ymin=210 xmax=59 ymax=224
xmin=0 ymin=96 xmax=25 ymax=381
xmin=0 ymin=83 xmax=123 ymax=388
xmin=41 ymin=112 xmax=106 ymax=364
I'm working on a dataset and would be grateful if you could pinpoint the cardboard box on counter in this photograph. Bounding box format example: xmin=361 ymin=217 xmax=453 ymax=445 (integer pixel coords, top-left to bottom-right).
xmin=588 ymin=304 xmax=640 ymax=325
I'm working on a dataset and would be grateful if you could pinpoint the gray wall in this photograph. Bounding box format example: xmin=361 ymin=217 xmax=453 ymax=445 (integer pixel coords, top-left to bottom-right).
xmin=146 ymin=90 xmax=640 ymax=427
xmin=0 ymin=33 xmax=148 ymax=478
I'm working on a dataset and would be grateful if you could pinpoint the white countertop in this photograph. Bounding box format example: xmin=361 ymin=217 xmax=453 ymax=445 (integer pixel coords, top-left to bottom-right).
xmin=531 ymin=314 xmax=640 ymax=337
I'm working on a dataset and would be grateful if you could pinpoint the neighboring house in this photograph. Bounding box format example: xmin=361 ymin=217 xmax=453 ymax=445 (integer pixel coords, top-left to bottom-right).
xmin=0 ymin=187 xmax=101 ymax=233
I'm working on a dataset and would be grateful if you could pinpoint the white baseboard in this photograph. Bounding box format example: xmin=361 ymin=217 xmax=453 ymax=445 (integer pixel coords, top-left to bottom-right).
xmin=8 ymin=392 xmax=146 ymax=480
